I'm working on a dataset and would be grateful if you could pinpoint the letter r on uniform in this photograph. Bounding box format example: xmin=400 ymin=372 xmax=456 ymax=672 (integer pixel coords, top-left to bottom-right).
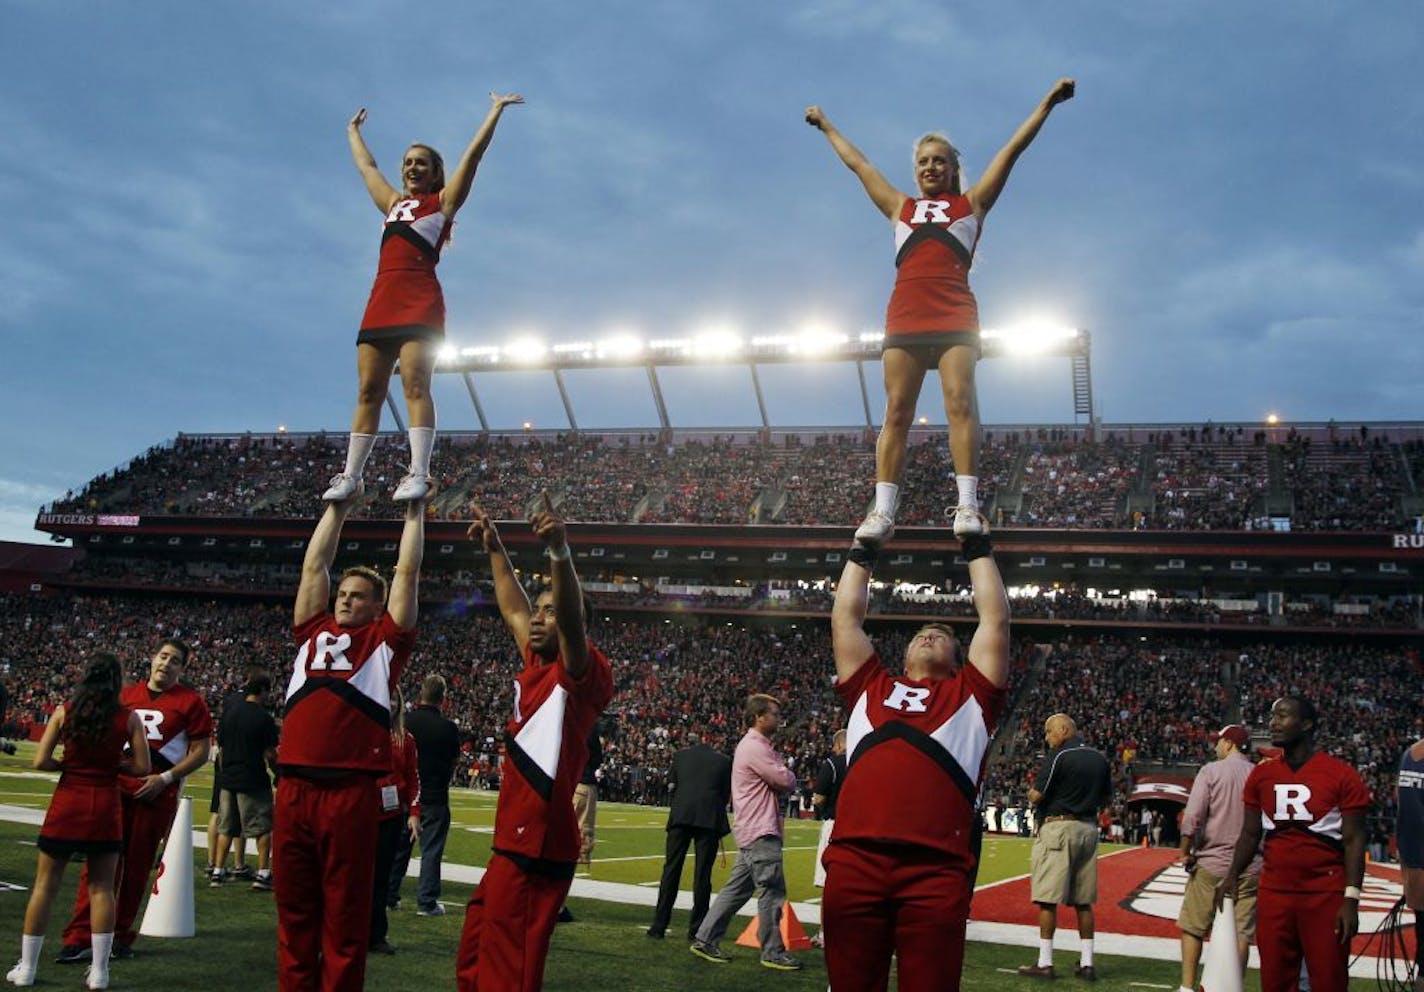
xmin=136 ymin=709 xmax=164 ymax=741
xmin=1272 ymin=783 xmax=1312 ymax=820
xmin=884 ymin=683 xmax=931 ymax=713
xmin=910 ymin=200 xmax=953 ymax=224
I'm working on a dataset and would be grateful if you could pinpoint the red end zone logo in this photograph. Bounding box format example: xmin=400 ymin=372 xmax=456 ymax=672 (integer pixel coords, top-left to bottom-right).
xmin=1122 ymin=862 xmax=1407 ymax=935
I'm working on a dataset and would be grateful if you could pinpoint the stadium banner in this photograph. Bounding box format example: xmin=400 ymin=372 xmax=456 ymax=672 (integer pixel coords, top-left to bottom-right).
xmin=1127 ymin=774 xmax=1192 ymax=804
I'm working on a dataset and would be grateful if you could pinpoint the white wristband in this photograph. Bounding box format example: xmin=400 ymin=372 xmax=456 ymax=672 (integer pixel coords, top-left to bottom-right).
xmin=1343 ymin=885 xmax=1362 ymax=900
xmin=547 ymin=543 xmax=572 ymax=562
xmin=159 ymin=770 xmax=175 ymax=786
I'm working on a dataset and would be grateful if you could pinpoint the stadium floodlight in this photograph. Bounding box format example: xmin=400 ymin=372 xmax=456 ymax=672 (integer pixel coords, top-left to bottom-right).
xmin=649 ymin=337 xmax=690 ymax=353
xmin=503 ymin=337 xmax=548 ymax=364
xmin=552 ymin=340 xmax=596 ymax=357
xmin=460 ymin=345 xmax=502 ymax=363
xmin=437 ymin=344 xmax=459 ymax=364
xmin=795 ymin=325 xmax=848 ymax=355
xmin=692 ymin=328 xmax=743 ymax=358
xmin=596 ymin=334 xmax=644 ymax=360
xmin=982 ymin=322 xmax=1079 ymax=356
xmin=858 ymin=330 xmax=885 ymax=345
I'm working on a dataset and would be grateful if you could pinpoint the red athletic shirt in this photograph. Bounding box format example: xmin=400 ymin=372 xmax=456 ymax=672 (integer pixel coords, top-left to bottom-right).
xmin=376 ymin=192 xmax=450 ymax=274
xmin=492 ymin=641 xmax=613 ymax=863
xmin=118 ymin=682 xmax=212 ymax=796
xmin=832 ymin=654 xmax=1005 ymax=865
xmin=885 ymin=195 xmax=981 ymax=337
xmin=1243 ymin=751 xmax=1370 ymax=893
xmin=280 ymin=612 xmax=416 ymax=775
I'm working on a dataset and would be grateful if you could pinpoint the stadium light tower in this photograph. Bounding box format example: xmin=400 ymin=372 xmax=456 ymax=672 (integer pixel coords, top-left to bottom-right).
xmin=415 ymin=324 xmax=1092 ymax=433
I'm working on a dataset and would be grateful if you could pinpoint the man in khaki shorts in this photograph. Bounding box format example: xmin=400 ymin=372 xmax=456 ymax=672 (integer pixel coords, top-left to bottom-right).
xmin=1176 ymin=724 xmax=1259 ymax=992
xmin=1019 ymin=714 xmax=1112 ymax=981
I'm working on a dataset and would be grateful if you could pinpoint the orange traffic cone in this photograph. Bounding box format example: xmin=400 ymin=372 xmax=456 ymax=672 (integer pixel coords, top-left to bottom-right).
xmin=735 ymin=903 xmax=813 ymax=952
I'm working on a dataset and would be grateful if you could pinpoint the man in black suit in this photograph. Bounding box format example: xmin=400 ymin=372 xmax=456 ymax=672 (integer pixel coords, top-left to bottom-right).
xmin=647 ymin=734 xmax=732 ymax=940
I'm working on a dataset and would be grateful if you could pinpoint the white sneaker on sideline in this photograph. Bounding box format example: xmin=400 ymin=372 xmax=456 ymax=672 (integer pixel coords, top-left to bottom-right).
xmin=952 ymin=505 xmax=986 ymax=538
xmin=854 ymin=511 xmax=895 ymax=547
xmin=392 ymin=473 xmax=434 ymax=502
xmin=5 ymin=962 xmax=36 ymax=987
xmin=322 ymin=474 xmax=363 ymax=502
xmin=84 ymin=966 xmax=109 ymax=990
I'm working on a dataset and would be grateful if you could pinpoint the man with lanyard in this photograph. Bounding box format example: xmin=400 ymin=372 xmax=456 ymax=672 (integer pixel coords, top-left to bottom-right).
xmin=1018 ymin=713 xmax=1113 ymax=980
xmin=456 ymin=494 xmax=613 ymax=992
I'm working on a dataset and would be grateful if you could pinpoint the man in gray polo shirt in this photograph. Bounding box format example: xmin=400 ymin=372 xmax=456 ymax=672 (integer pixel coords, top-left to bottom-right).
xmin=1019 ymin=713 xmax=1113 ymax=981
xmin=1176 ymin=724 xmax=1259 ymax=992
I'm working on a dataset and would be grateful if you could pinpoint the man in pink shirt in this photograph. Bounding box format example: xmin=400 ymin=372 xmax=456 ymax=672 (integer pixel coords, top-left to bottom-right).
xmin=1176 ymin=724 xmax=1261 ymax=992
xmin=691 ymin=694 xmax=801 ymax=971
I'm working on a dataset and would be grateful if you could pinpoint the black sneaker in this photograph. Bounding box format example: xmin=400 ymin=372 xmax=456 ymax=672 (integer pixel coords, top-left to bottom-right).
xmin=209 ymin=869 xmax=226 ymax=888
xmin=556 ymin=907 xmax=575 ymax=924
xmin=369 ymin=941 xmax=397 ymax=956
xmin=233 ymin=866 xmax=256 ymax=882
xmin=55 ymin=944 xmax=92 ymax=965
xmin=251 ymin=874 xmax=272 ymax=892
xmin=690 ymin=940 xmax=730 ymax=964
xmin=111 ymin=943 xmax=134 ymax=961
xmin=761 ymin=951 xmax=803 ymax=971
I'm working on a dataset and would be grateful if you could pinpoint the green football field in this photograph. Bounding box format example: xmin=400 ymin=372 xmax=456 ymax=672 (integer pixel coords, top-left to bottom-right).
xmin=0 ymin=744 xmax=1377 ymax=990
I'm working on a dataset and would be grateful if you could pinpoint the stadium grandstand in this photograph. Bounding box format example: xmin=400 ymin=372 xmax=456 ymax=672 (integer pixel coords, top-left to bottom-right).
xmin=5 ymin=413 xmax=1422 ymax=850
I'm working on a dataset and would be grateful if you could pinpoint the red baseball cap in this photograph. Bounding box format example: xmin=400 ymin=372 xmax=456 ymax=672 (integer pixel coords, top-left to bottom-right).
xmin=1209 ymin=725 xmax=1249 ymax=748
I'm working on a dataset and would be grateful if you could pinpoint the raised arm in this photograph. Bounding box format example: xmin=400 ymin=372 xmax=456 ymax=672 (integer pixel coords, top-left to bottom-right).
xmin=805 ymin=106 xmax=908 ymax=220
xmin=387 ymin=498 xmax=426 ymax=629
xmin=294 ymin=500 xmax=355 ymax=627
xmin=963 ymin=527 xmax=1011 ymax=689
xmin=530 ymin=492 xmax=591 ymax=679
xmin=467 ymin=502 xmax=532 ymax=653
xmin=347 ymin=108 xmax=401 ymax=213
xmin=440 ymin=92 xmax=524 ymax=217
xmin=831 ymin=545 xmax=878 ymax=683
xmin=966 ymin=78 xmax=1074 ymax=220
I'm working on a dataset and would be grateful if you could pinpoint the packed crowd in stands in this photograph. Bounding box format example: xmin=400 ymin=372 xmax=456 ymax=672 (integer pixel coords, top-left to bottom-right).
xmin=1 ymin=591 xmax=1416 ymax=829
xmin=1280 ymin=431 xmax=1407 ymax=531
xmin=43 ymin=423 xmax=1422 ymax=531
xmin=50 ymin=557 xmax=1422 ymax=630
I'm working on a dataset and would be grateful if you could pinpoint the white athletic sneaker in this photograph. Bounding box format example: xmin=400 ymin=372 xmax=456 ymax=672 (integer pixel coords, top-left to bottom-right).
xmin=854 ymin=510 xmax=895 ymax=548
xmin=322 ymin=473 xmax=364 ymax=502
xmin=84 ymin=965 xmax=108 ymax=990
xmin=5 ymin=962 xmax=36 ymax=987
xmin=392 ymin=473 xmax=434 ymax=502
xmin=952 ymin=505 xmax=986 ymax=538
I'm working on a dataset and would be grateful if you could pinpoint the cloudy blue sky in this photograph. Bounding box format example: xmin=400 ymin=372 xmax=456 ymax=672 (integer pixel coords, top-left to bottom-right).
xmin=2 ymin=0 xmax=1421 ymax=542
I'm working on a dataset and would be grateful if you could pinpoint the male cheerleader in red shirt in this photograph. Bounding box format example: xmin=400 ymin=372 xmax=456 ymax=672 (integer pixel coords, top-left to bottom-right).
xmin=457 ymin=494 xmax=613 ymax=992
xmin=1216 ymin=696 xmax=1369 ymax=992
xmin=823 ymin=516 xmax=1011 ymax=991
xmin=274 ymin=492 xmax=426 ymax=992
xmin=57 ymin=639 xmax=212 ymax=965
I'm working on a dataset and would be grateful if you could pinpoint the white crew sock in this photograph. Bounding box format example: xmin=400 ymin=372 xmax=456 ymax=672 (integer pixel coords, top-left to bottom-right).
xmin=91 ymin=932 xmax=113 ymax=972
xmin=955 ymin=474 xmax=979 ymax=510
xmin=1080 ymin=939 xmax=1094 ymax=968
xmin=343 ymin=433 xmax=376 ymax=479
xmin=873 ymin=482 xmax=900 ymax=518
xmin=1038 ymin=938 xmax=1054 ymax=968
xmin=19 ymin=934 xmax=43 ymax=972
xmin=408 ymin=427 xmax=436 ymax=477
